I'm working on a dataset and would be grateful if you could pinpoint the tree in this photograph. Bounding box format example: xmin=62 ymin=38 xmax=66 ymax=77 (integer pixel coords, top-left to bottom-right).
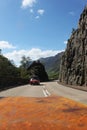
xmin=20 ymin=56 xmax=31 ymax=69
xmin=19 ymin=56 xmax=31 ymax=79
xmin=0 ymin=55 xmax=20 ymax=88
xmin=0 ymin=49 xmax=2 ymax=55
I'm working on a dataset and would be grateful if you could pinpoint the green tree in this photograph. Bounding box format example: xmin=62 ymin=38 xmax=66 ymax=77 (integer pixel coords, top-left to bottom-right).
xmin=0 ymin=49 xmax=2 ymax=55
xmin=19 ymin=56 xmax=31 ymax=79
xmin=20 ymin=56 xmax=31 ymax=69
xmin=0 ymin=55 xmax=20 ymax=88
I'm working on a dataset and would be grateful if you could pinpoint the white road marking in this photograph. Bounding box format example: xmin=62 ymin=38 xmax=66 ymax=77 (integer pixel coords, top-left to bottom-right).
xmin=45 ymin=89 xmax=51 ymax=96
xmin=43 ymin=90 xmax=48 ymax=97
xmin=42 ymin=86 xmax=51 ymax=97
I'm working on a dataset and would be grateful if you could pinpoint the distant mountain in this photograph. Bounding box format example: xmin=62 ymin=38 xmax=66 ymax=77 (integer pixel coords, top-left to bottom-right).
xmin=40 ymin=52 xmax=64 ymax=80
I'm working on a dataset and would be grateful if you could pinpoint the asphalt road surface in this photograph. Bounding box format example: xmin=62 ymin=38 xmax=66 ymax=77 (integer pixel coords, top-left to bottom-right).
xmin=0 ymin=81 xmax=87 ymax=104
xmin=0 ymin=84 xmax=51 ymax=97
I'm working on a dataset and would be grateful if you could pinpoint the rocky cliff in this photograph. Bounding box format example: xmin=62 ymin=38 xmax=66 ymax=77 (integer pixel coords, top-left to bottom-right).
xmin=59 ymin=6 xmax=87 ymax=86
xmin=27 ymin=61 xmax=49 ymax=82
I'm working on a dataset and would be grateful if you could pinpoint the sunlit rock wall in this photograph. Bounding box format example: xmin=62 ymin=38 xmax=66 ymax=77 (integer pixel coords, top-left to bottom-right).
xmin=59 ymin=6 xmax=87 ymax=86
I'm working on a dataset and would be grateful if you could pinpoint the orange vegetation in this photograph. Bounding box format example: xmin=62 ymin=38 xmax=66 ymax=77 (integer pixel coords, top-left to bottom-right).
xmin=0 ymin=96 xmax=87 ymax=130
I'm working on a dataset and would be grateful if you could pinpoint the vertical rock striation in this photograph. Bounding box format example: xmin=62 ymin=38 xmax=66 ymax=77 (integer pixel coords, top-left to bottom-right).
xmin=59 ymin=6 xmax=87 ymax=86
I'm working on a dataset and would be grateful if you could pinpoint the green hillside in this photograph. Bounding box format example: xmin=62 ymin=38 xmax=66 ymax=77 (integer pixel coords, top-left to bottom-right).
xmin=40 ymin=52 xmax=63 ymax=80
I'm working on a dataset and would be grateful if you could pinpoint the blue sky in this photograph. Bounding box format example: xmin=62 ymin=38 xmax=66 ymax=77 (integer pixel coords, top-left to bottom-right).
xmin=0 ymin=0 xmax=87 ymax=66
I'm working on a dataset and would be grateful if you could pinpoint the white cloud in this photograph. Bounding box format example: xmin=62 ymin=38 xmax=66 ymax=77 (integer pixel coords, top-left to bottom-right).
xmin=37 ymin=9 xmax=45 ymax=15
xmin=35 ymin=15 xmax=40 ymax=19
xmin=0 ymin=41 xmax=16 ymax=49
xmin=69 ymin=11 xmax=75 ymax=16
xmin=4 ymin=48 xmax=63 ymax=66
xmin=30 ymin=8 xmax=34 ymax=13
xmin=21 ymin=1 xmax=45 ymax=19
xmin=21 ymin=0 xmax=37 ymax=8
xmin=64 ymin=41 xmax=68 ymax=44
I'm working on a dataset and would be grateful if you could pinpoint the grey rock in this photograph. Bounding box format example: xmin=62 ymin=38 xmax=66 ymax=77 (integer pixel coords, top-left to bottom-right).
xmin=59 ymin=6 xmax=87 ymax=86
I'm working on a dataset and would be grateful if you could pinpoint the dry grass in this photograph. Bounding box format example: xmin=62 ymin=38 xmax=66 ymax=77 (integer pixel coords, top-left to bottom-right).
xmin=0 ymin=96 xmax=87 ymax=130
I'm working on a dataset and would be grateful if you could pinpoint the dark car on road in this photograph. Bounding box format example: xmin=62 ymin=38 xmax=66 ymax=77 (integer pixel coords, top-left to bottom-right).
xmin=29 ymin=76 xmax=40 ymax=85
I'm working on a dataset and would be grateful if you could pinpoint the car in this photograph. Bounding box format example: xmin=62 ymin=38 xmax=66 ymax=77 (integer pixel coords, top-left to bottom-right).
xmin=29 ymin=77 xmax=40 ymax=85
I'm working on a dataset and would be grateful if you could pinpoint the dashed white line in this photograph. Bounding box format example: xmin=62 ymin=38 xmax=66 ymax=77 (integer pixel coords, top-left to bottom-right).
xmin=43 ymin=90 xmax=48 ymax=97
xmin=42 ymin=86 xmax=51 ymax=97
xmin=45 ymin=89 xmax=51 ymax=96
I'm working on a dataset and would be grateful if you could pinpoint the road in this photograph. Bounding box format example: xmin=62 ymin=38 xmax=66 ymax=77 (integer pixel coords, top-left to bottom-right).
xmin=0 ymin=81 xmax=87 ymax=104
xmin=45 ymin=81 xmax=87 ymax=105
xmin=0 ymin=84 xmax=51 ymax=97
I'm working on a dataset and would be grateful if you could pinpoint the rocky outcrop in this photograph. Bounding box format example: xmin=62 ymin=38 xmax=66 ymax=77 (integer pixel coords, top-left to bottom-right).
xmin=59 ymin=6 xmax=87 ymax=86
xmin=27 ymin=61 xmax=49 ymax=82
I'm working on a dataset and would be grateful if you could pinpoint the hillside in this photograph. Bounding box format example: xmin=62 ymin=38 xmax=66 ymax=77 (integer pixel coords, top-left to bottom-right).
xmin=59 ymin=6 xmax=87 ymax=86
xmin=0 ymin=54 xmax=29 ymax=89
xmin=0 ymin=54 xmax=20 ymax=88
xmin=40 ymin=52 xmax=63 ymax=79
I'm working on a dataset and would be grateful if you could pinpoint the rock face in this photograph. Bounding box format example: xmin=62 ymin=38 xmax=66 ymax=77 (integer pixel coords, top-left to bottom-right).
xmin=59 ymin=6 xmax=87 ymax=86
xmin=27 ymin=61 xmax=49 ymax=82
